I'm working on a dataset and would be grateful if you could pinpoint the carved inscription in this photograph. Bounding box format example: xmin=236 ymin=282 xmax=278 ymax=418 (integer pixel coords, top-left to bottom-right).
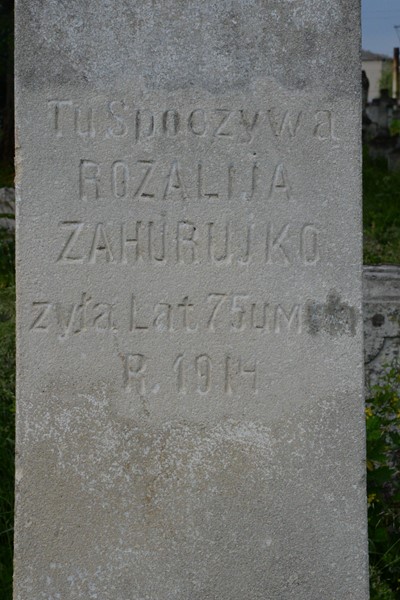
xmin=47 ymin=101 xmax=338 ymax=144
xmin=38 ymin=97 xmax=334 ymax=399
xmin=30 ymin=293 xmax=116 ymax=338
xmin=29 ymin=292 xmax=303 ymax=337
xmin=123 ymin=353 xmax=258 ymax=397
xmin=30 ymin=290 xmax=303 ymax=396
xmin=79 ymin=159 xmax=290 ymax=202
xmin=57 ymin=221 xmax=321 ymax=266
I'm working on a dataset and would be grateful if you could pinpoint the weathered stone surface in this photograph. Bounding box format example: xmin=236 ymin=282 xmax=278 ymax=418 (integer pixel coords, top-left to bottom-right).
xmin=364 ymin=265 xmax=400 ymax=388
xmin=15 ymin=1 xmax=368 ymax=599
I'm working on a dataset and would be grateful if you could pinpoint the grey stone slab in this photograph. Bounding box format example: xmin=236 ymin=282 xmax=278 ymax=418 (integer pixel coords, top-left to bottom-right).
xmin=15 ymin=1 xmax=368 ymax=599
xmin=363 ymin=265 xmax=400 ymax=388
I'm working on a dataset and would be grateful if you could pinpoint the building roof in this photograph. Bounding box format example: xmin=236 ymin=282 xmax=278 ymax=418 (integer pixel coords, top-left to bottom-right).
xmin=362 ymin=49 xmax=391 ymax=62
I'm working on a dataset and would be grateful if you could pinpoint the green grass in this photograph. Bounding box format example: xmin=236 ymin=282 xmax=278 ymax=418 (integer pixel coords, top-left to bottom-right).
xmin=366 ymin=368 xmax=400 ymax=599
xmin=362 ymin=148 xmax=400 ymax=598
xmin=0 ymin=223 xmax=14 ymax=599
xmin=363 ymin=148 xmax=400 ymax=265
xmin=0 ymin=162 xmax=14 ymax=189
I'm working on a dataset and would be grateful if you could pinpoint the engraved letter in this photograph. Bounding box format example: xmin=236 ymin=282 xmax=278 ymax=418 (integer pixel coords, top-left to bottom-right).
xmin=231 ymin=295 xmax=249 ymax=331
xmin=314 ymin=110 xmax=337 ymax=141
xmin=162 ymin=110 xmax=180 ymax=136
xmin=225 ymin=356 xmax=257 ymax=393
xmin=173 ymin=354 xmax=185 ymax=393
xmin=112 ymin=160 xmax=129 ymax=199
xmin=301 ymin=224 xmax=320 ymax=265
xmin=237 ymin=224 xmax=253 ymax=265
xmin=196 ymin=355 xmax=211 ymax=394
xmin=133 ymin=160 xmax=155 ymax=199
xmin=238 ymin=111 xmax=260 ymax=143
xmin=177 ymin=221 xmax=197 ymax=264
xmin=266 ymin=223 xmax=291 ymax=265
xmin=208 ymin=223 xmax=229 ymax=263
xmin=80 ymin=292 xmax=92 ymax=331
xmin=135 ymin=110 xmax=154 ymax=142
xmin=80 ymin=160 xmax=100 ymax=201
xmin=188 ymin=109 xmax=206 ymax=136
xmin=56 ymin=294 xmax=91 ymax=338
xmin=269 ymin=164 xmax=290 ymax=200
xmin=130 ymin=295 xmax=149 ymax=331
xmin=177 ymin=297 xmax=197 ymax=331
xmin=241 ymin=360 xmax=257 ymax=391
xmin=148 ymin=221 xmax=166 ymax=262
xmin=251 ymin=302 xmax=269 ymax=330
xmin=274 ymin=305 xmax=301 ymax=334
xmin=268 ymin=109 xmax=302 ymax=138
xmin=214 ymin=109 xmax=234 ymax=138
xmin=121 ymin=222 xmax=141 ymax=264
xmin=57 ymin=301 xmax=82 ymax=339
xmin=89 ymin=224 xmax=114 ymax=264
xmin=225 ymin=356 xmax=236 ymax=395
xmin=163 ymin=160 xmax=187 ymax=201
xmin=153 ymin=303 xmax=172 ymax=331
xmin=75 ymin=106 xmax=95 ymax=139
xmin=93 ymin=303 xmax=115 ymax=331
xmin=197 ymin=163 xmax=219 ymax=199
xmin=107 ymin=100 xmax=127 ymax=138
xmin=124 ymin=353 xmax=147 ymax=395
xmin=57 ymin=222 xmax=84 ymax=263
xmin=207 ymin=293 xmax=227 ymax=331
xmin=30 ymin=302 xmax=52 ymax=331
xmin=47 ymin=100 xmax=73 ymax=138
xmin=242 ymin=163 xmax=258 ymax=201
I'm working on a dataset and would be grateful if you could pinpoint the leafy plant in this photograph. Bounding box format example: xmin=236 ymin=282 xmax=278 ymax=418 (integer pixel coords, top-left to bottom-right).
xmin=366 ymin=366 xmax=400 ymax=599
xmin=390 ymin=119 xmax=400 ymax=137
xmin=0 ymin=288 xmax=14 ymax=598
xmin=0 ymin=214 xmax=14 ymax=599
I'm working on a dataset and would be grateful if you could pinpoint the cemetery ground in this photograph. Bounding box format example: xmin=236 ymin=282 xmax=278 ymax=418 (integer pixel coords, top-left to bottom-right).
xmin=0 ymin=151 xmax=399 ymax=598
xmin=363 ymin=149 xmax=400 ymax=265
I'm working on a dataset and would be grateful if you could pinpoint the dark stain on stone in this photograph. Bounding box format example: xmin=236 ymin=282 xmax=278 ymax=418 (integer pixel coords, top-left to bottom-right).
xmin=372 ymin=313 xmax=385 ymax=328
xmin=305 ymin=291 xmax=358 ymax=337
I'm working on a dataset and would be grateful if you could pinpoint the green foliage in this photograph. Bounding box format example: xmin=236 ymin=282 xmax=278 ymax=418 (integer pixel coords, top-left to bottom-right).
xmin=363 ymin=148 xmax=400 ymax=265
xmin=0 ymin=224 xmax=14 ymax=287
xmin=0 ymin=215 xmax=14 ymax=599
xmin=0 ymin=162 xmax=13 ymax=187
xmin=390 ymin=119 xmax=400 ymax=137
xmin=366 ymin=366 xmax=400 ymax=599
xmin=0 ymin=288 xmax=14 ymax=598
xmin=379 ymin=62 xmax=393 ymax=95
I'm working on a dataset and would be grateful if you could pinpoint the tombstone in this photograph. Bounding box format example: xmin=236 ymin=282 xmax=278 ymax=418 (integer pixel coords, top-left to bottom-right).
xmin=388 ymin=147 xmax=400 ymax=171
xmin=367 ymin=89 xmax=397 ymax=132
xmin=15 ymin=2 xmax=368 ymax=598
xmin=368 ymin=133 xmax=398 ymax=162
xmin=362 ymin=70 xmax=370 ymax=116
xmin=364 ymin=265 xmax=400 ymax=389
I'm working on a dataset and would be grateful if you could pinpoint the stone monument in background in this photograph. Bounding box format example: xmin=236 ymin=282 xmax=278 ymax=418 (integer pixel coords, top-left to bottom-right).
xmin=15 ymin=1 xmax=368 ymax=598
